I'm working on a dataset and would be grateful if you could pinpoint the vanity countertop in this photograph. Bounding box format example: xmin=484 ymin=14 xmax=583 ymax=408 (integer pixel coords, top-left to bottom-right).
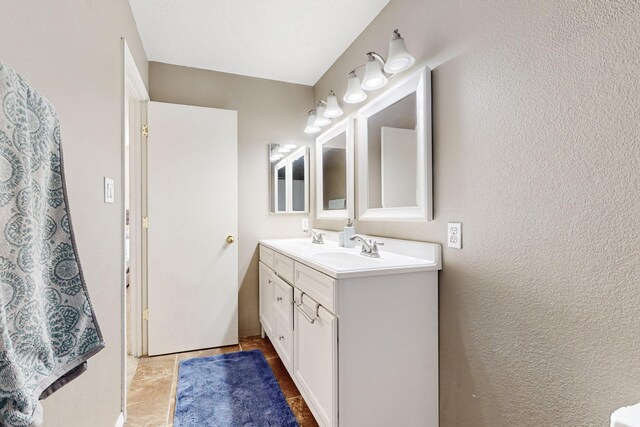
xmin=259 ymin=237 xmax=441 ymax=279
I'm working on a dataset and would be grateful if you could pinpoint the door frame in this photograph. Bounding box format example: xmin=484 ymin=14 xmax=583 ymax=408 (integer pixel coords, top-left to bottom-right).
xmin=121 ymin=39 xmax=149 ymax=418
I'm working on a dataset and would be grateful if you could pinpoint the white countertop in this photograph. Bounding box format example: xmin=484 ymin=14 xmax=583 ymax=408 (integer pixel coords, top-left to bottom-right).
xmin=259 ymin=237 xmax=441 ymax=279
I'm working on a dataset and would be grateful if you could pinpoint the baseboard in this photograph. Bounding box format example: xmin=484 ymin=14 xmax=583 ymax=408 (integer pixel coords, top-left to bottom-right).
xmin=115 ymin=412 xmax=124 ymax=427
xmin=239 ymin=328 xmax=261 ymax=338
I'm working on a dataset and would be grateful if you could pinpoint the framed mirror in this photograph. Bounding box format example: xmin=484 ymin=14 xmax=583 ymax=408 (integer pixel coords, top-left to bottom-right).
xmin=316 ymin=117 xmax=354 ymax=220
xmin=356 ymin=66 xmax=432 ymax=221
xmin=269 ymin=144 xmax=309 ymax=214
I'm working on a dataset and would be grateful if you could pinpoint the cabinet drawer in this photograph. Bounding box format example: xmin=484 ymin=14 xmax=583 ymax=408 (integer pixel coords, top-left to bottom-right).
xmin=260 ymin=245 xmax=274 ymax=269
xmin=274 ymin=317 xmax=293 ymax=372
xmin=273 ymin=252 xmax=295 ymax=284
xmin=273 ymin=276 xmax=293 ymax=330
xmin=295 ymin=262 xmax=336 ymax=313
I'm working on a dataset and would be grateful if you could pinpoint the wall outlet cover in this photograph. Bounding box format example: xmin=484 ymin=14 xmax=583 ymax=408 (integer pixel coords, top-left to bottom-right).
xmin=104 ymin=177 xmax=114 ymax=204
xmin=448 ymin=222 xmax=462 ymax=249
xmin=301 ymin=218 xmax=309 ymax=232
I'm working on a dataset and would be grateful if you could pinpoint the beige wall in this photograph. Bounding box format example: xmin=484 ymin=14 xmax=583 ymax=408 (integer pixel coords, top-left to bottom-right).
xmin=0 ymin=1 xmax=147 ymax=426
xmin=314 ymin=0 xmax=640 ymax=425
xmin=149 ymin=62 xmax=314 ymax=336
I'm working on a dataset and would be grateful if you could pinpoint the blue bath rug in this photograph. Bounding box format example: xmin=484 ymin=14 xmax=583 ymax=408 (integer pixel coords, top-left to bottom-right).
xmin=174 ymin=349 xmax=299 ymax=427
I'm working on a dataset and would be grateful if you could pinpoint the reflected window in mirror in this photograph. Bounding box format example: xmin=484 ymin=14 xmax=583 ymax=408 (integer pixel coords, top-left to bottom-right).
xmin=316 ymin=117 xmax=354 ymax=220
xmin=356 ymin=66 xmax=432 ymax=221
xmin=269 ymin=144 xmax=309 ymax=214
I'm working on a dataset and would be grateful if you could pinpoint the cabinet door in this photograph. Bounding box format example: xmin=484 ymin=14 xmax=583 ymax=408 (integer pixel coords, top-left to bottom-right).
xmin=294 ymin=291 xmax=338 ymax=427
xmin=259 ymin=262 xmax=275 ymax=337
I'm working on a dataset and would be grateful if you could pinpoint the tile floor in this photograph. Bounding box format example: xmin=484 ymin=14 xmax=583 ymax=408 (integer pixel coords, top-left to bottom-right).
xmin=125 ymin=335 xmax=319 ymax=427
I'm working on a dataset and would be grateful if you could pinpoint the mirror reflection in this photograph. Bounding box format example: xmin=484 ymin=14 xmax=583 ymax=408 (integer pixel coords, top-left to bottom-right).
xmin=366 ymin=93 xmax=417 ymax=209
xmin=269 ymin=144 xmax=309 ymax=214
xmin=322 ymin=133 xmax=347 ymax=211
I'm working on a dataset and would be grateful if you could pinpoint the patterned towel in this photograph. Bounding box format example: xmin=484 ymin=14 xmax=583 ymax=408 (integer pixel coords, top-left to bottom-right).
xmin=0 ymin=62 xmax=104 ymax=426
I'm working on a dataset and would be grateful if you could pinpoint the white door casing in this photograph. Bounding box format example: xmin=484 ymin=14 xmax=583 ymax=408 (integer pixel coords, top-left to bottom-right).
xmin=147 ymin=101 xmax=238 ymax=356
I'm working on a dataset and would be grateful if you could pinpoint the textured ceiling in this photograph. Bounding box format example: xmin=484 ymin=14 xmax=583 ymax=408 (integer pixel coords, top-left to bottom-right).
xmin=128 ymin=0 xmax=389 ymax=85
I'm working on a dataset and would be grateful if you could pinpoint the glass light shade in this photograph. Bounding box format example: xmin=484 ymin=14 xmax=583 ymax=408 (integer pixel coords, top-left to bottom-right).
xmin=361 ymin=54 xmax=388 ymax=91
xmin=304 ymin=110 xmax=321 ymax=134
xmin=384 ymin=30 xmax=415 ymax=73
xmin=343 ymin=72 xmax=367 ymax=104
xmin=313 ymin=104 xmax=332 ymax=126
xmin=323 ymin=91 xmax=343 ymax=118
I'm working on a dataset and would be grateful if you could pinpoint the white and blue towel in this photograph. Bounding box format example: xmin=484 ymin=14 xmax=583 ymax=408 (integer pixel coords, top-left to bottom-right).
xmin=0 ymin=62 xmax=104 ymax=426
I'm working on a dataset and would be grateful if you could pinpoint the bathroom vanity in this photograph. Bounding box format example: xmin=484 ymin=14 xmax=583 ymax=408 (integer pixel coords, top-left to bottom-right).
xmin=258 ymin=236 xmax=441 ymax=427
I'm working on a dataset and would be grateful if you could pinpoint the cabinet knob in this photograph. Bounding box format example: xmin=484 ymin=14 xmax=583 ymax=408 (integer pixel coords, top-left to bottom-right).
xmin=278 ymin=335 xmax=284 ymax=341
xmin=276 ymin=296 xmax=283 ymax=302
xmin=226 ymin=235 xmax=235 ymax=244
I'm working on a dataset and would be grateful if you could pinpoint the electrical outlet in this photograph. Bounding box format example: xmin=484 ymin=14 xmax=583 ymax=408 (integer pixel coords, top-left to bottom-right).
xmin=448 ymin=222 xmax=462 ymax=249
xmin=104 ymin=177 xmax=114 ymax=204
xmin=301 ymin=218 xmax=309 ymax=232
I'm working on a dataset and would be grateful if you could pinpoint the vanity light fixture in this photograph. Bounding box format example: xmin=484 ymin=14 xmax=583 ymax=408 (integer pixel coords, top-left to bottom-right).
xmin=343 ymin=71 xmax=368 ymax=104
xmin=361 ymin=53 xmax=388 ymax=91
xmin=304 ymin=109 xmax=321 ymax=134
xmin=313 ymin=102 xmax=332 ymax=127
xmin=323 ymin=91 xmax=343 ymax=118
xmin=384 ymin=29 xmax=415 ymax=73
xmin=304 ymin=29 xmax=414 ymax=132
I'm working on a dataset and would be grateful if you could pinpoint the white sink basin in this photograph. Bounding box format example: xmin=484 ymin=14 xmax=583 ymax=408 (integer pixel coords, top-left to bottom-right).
xmin=310 ymin=251 xmax=387 ymax=269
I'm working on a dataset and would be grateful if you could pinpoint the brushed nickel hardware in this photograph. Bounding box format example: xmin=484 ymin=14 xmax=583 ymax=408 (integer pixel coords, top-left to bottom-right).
xmin=311 ymin=230 xmax=326 ymax=244
xmin=349 ymin=234 xmax=384 ymax=258
xmin=295 ymin=292 xmax=320 ymax=324
xmin=295 ymin=303 xmax=316 ymax=324
xmin=277 ymin=296 xmax=283 ymax=302
xmin=278 ymin=335 xmax=284 ymax=341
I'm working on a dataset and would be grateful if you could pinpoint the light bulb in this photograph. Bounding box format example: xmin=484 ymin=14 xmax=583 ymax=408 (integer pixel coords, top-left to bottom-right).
xmin=384 ymin=29 xmax=415 ymax=73
xmin=323 ymin=91 xmax=343 ymax=118
xmin=343 ymin=72 xmax=367 ymax=104
xmin=304 ymin=110 xmax=321 ymax=134
xmin=361 ymin=53 xmax=388 ymax=91
xmin=313 ymin=104 xmax=332 ymax=126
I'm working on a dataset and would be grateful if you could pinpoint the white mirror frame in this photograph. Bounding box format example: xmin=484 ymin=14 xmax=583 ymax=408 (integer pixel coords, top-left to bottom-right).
xmin=316 ymin=116 xmax=355 ymax=220
xmin=272 ymin=146 xmax=310 ymax=214
xmin=356 ymin=66 xmax=432 ymax=221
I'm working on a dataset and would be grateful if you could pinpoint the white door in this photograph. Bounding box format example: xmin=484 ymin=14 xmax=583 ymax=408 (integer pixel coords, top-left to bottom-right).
xmin=147 ymin=101 xmax=238 ymax=356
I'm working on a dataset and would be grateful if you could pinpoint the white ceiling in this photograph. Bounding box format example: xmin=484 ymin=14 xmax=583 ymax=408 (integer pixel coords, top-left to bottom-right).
xmin=128 ymin=0 xmax=389 ymax=85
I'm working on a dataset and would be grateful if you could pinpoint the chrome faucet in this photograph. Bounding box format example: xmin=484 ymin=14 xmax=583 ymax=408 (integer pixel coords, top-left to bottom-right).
xmin=349 ymin=234 xmax=384 ymax=258
xmin=311 ymin=230 xmax=326 ymax=244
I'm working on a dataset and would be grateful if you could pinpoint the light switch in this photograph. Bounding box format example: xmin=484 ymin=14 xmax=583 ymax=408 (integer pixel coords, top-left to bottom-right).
xmin=448 ymin=222 xmax=462 ymax=249
xmin=104 ymin=177 xmax=114 ymax=204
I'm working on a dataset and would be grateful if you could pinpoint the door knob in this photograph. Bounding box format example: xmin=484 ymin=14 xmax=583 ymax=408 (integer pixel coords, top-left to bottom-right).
xmin=226 ymin=235 xmax=235 ymax=244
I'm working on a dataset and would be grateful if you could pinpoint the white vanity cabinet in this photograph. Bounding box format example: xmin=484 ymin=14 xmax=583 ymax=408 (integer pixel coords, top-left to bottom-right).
xmin=258 ymin=238 xmax=441 ymax=427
